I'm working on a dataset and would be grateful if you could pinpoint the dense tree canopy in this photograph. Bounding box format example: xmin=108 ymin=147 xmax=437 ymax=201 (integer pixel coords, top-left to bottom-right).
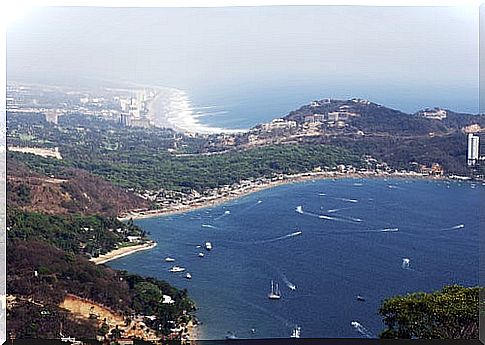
xmin=379 ymin=285 xmax=481 ymax=339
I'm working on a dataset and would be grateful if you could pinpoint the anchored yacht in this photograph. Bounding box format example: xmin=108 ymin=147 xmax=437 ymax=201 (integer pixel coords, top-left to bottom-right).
xmin=268 ymin=280 xmax=281 ymax=300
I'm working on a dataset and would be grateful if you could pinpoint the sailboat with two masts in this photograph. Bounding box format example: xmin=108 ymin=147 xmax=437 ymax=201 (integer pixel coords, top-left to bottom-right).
xmin=268 ymin=280 xmax=281 ymax=300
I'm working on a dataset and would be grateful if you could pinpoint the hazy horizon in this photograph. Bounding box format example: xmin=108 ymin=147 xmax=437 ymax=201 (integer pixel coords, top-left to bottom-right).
xmin=7 ymin=5 xmax=479 ymax=114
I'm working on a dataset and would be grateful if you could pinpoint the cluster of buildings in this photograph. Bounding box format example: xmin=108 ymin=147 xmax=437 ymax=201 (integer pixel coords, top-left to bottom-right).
xmin=415 ymin=107 xmax=448 ymax=120
xmin=6 ymin=82 xmax=156 ymax=129
xmin=241 ymin=101 xmax=369 ymax=147
xmin=117 ymin=90 xmax=155 ymax=128
xmin=304 ymin=105 xmax=360 ymax=125
xmin=127 ymin=163 xmax=403 ymax=217
xmin=417 ymin=163 xmax=444 ymax=176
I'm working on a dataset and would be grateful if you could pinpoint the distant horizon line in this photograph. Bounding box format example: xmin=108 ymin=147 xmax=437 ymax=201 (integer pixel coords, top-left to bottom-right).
xmin=6 ymin=78 xmax=481 ymax=120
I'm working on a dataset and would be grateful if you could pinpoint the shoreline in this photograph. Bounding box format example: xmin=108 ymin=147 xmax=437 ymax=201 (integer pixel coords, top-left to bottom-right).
xmin=89 ymin=241 xmax=157 ymax=265
xmin=118 ymin=171 xmax=447 ymax=222
xmin=148 ymin=88 xmax=246 ymax=135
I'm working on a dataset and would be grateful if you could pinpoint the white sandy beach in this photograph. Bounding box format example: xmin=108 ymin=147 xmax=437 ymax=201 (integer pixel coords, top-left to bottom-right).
xmin=118 ymin=171 xmax=443 ymax=222
xmin=90 ymin=242 xmax=157 ymax=265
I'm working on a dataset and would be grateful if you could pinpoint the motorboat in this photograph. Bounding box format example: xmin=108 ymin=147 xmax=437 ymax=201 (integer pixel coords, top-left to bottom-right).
xmin=169 ymin=266 xmax=185 ymax=273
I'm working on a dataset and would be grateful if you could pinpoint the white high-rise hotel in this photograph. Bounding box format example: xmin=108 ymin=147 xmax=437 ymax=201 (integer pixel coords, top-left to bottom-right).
xmin=467 ymin=133 xmax=480 ymax=166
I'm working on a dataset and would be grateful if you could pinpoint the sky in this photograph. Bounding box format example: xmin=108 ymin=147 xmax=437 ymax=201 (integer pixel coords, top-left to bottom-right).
xmin=6 ymin=5 xmax=480 ymax=113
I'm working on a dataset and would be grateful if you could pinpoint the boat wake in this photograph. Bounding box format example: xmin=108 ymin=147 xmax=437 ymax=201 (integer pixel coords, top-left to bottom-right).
xmin=380 ymin=228 xmax=399 ymax=232
xmin=338 ymin=215 xmax=363 ymax=223
xmin=239 ymin=200 xmax=264 ymax=214
xmin=336 ymin=198 xmax=359 ymax=203
xmin=318 ymin=194 xmax=359 ymax=203
xmin=253 ymin=231 xmax=302 ymax=244
xmin=202 ymin=224 xmax=217 ymax=229
xmin=238 ymin=297 xmax=292 ymax=328
xmin=442 ymin=224 xmax=465 ymax=231
xmin=214 ymin=210 xmax=231 ymax=220
xmin=281 ymin=273 xmax=297 ymax=291
xmin=324 ymin=228 xmax=399 ymax=235
xmin=351 ymin=321 xmax=374 ymax=338
xmin=297 ymin=206 xmax=361 ymax=224
xmin=326 ymin=207 xmax=354 ymax=213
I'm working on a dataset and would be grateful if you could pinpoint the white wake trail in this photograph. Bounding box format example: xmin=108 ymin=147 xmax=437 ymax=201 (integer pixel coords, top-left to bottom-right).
xmin=336 ymin=198 xmax=359 ymax=203
xmin=297 ymin=206 xmax=360 ymax=224
xmin=214 ymin=210 xmax=231 ymax=220
xmin=442 ymin=224 xmax=465 ymax=231
xmin=351 ymin=321 xmax=374 ymax=338
xmin=254 ymin=231 xmax=303 ymax=244
xmin=281 ymin=273 xmax=297 ymax=291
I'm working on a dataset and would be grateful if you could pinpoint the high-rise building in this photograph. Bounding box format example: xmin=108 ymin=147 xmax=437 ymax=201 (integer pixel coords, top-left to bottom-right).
xmin=45 ymin=110 xmax=59 ymax=125
xmin=119 ymin=113 xmax=132 ymax=127
xmin=467 ymin=133 xmax=480 ymax=166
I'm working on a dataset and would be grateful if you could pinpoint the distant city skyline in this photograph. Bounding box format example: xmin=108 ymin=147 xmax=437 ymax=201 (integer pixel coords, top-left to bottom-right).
xmin=6 ymin=5 xmax=479 ymax=114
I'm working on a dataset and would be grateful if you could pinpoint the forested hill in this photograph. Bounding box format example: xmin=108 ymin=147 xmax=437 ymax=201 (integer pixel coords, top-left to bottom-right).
xmin=283 ymin=98 xmax=485 ymax=136
xmin=7 ymin=157 xmax=150 ymax=217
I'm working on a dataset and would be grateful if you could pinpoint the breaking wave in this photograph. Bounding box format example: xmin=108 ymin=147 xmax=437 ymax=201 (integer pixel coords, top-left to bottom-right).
xmin=150 ymin=87 xmax=246 ymax=134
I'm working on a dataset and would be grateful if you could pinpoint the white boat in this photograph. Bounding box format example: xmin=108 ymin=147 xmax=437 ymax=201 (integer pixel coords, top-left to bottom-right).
xmin=268 ymin=280 xmax=281 ymax=300
xmin=198 ymin=252 xmax=205 ymax=258
xmin=164 ymin=257 xmax=175 ymax=262
xmin=205 ymin=242 xmax=213 ymax=251
xmin=185 ymin=273 xmax=192 ymax=279
xmin=169 ymin=266 xmax=185 ymax=273
xmin=290 ymin=326 xmax=301 ymax=338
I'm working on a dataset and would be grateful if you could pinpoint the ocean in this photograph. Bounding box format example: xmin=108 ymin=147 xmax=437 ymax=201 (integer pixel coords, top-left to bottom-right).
xmin=150 ymin=80 xmax=479 ymax=133
xmin=109 ymin=178 xmax=481 ymax=339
